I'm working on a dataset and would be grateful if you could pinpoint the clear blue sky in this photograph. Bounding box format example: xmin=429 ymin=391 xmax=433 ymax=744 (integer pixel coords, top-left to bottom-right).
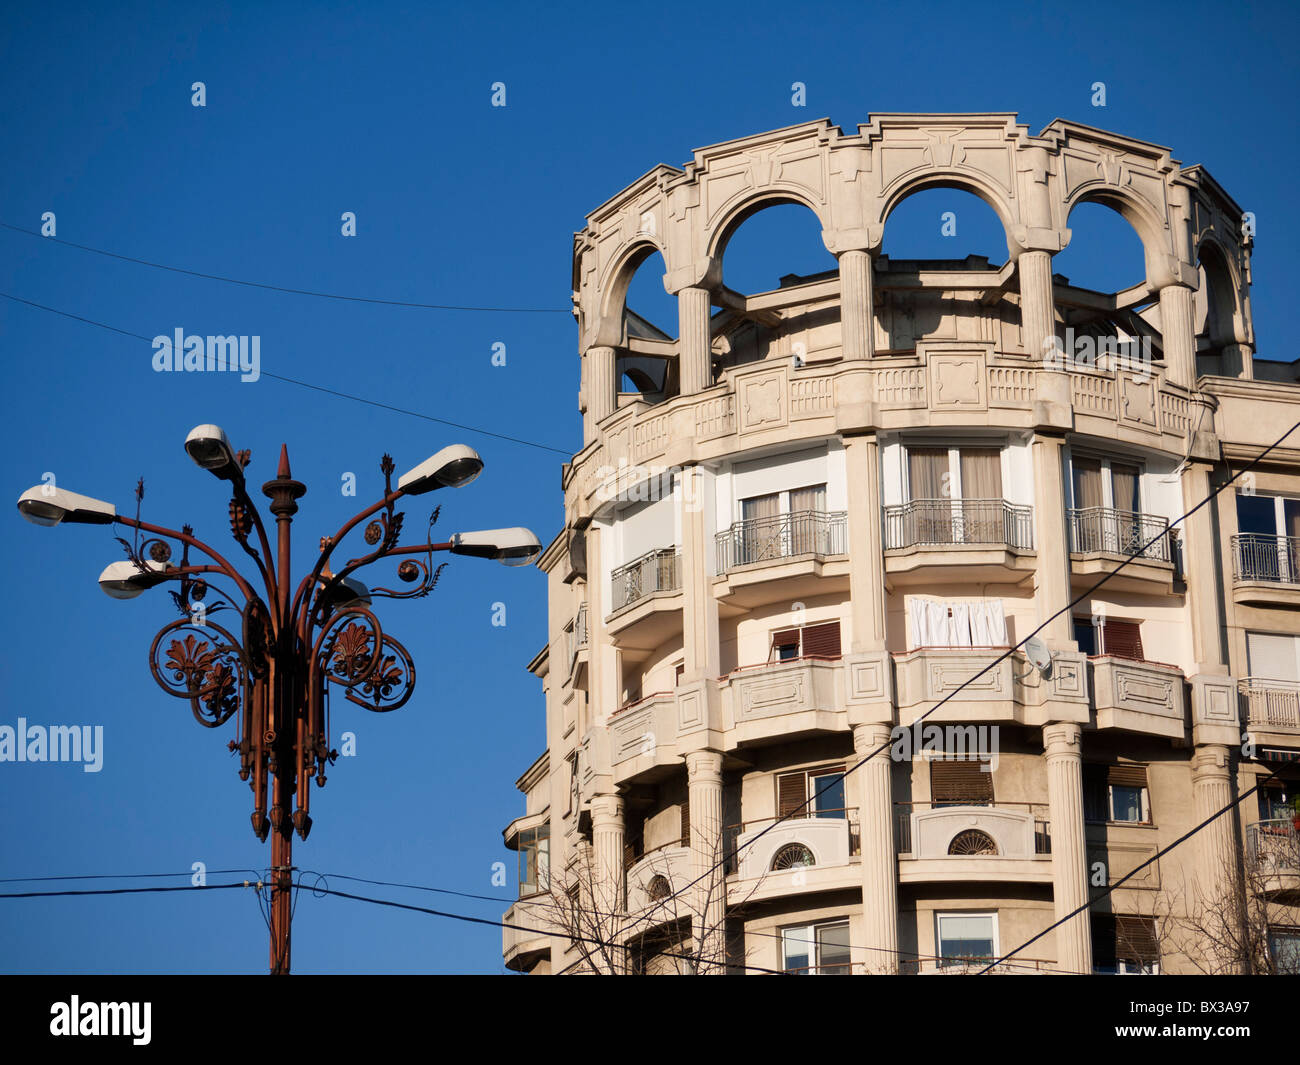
xmin=1 ymin=0 xmax=1295 ymax=973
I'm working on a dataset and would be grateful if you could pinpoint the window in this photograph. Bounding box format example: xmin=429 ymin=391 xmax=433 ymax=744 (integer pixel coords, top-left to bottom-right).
xmin=1075 ymin=616 xmax=1144 ymax=660
xmin=1092 ymin=914 xmax=1159 ymax=974
xmin=771 ymin=843 xmax=815 ymax=871
xmin=777 ymin=765 xmax=848 ymax=819
xmin=770 ymin=620 xmax=841 ymax=662
xmin=1246 ymin=632 xmax=1300 ymax=684
xmin=930 ymin=758 xmax=994 ymax=806
xmin=738 ymin=483 xmax=831 ymax=563
xmin=1269 ymin=928 xmax=1300 ymax=975
xmin=781 ymin=920 xmax=851 ymax=974
xmin=908 ymin=597 xmax=1007 ymax=648
xmin=1259 ymin=782 xmax=1295 ymax=822
xmin=517 ymin=823 xmax=550 ymax=897
xmin=1084 ymin=764 xmax=1151 ymax=824
xmin=1236 ymin=492 xmax=1300 ymax=581
xmin=1071 ymin=455 xmax=1142 ymax=513
xmin=935 ymin=912 xmax=997 ymax=968
xmin=904 ymin=445 xmax=1006 ymax=545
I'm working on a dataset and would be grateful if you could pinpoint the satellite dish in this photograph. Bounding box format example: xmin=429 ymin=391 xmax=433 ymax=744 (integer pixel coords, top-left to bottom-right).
xmin=1024 ymin=636 xmax=1053 ymax=674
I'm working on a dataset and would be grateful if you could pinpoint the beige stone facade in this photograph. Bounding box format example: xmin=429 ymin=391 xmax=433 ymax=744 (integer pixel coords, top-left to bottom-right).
xmin=502 ymin=115 xmax=1300 ymax=975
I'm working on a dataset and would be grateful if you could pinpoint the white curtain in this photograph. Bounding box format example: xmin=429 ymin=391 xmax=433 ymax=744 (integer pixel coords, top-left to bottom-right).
xmin=909 ymin=596 xmax=1007 ymax=648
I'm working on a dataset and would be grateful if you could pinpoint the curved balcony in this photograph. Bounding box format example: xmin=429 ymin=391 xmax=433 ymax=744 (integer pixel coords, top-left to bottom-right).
xmin=1239 ymin=678 xmax=1300 ymax=748
xmin=725 ymin=810 xmax=860 ymax=902
xmin=1068 ymin=507 xmax=1180 ymax=591
xmin=503 ymin=899 xmax=554 ymax=972
xmin=883 ymin=499 xmax=1035 ymax=584
xmin=1231 ymin=533 xmax=1300 ymax=606
xmin=625 ymin=843 xmax=692 ymax=914
xmin=607 ymin=547 xmax=683 ymax=652
xmin=1247 ymin=819 xmax=1300 ymax=897
xmin=896 ymin=801 xmax=1053 ymax=885
xmin=713 ymin=510 xmax=848 ymax=608
xmin=721 ymin=656 xmax=846 ymax=747
xmin=1089 ymin=656 xmax=1187 ymax=739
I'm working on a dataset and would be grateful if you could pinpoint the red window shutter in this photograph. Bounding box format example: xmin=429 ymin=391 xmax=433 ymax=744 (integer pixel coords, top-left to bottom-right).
xmin=1101 ymin=619 xmax=1144 ymax=661
xmin=777 ymin=772 xmax=808 ymax=818
xmin=801 ymin=621 xmax=842 ymax=659
xmin=771 ymin=628 xmax=800 ymax=659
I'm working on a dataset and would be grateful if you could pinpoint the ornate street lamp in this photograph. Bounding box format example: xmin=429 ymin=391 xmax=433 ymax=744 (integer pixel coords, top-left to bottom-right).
xmin=16 ymin=426 xmax=541 ymax=974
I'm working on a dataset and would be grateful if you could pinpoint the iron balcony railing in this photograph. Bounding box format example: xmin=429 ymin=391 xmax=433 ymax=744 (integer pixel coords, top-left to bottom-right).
xmin=1067 ymin=506 xmax=1175 ymax=563
xmin=565 ymin=602 xmax=588 ymax=663
xmin=1239 ymin=678 xmax=1300 ymax=732
xmin=1232 ymin=533 xmax=1300 ymax=584
xmin=894 ymin=801 xmax=1051 ymax=856
xmin=721 ymin=808 xmax=860 ymax=875
xmin=610 ymin=547 xmax=680 ymax=611
xmin=883 ymin=498 xmax=1034 ymax=551
xmin=715 ymin=510 xmax=847 ymax=572
xmin=1247 ymin=818 xmax=1300 ymax=873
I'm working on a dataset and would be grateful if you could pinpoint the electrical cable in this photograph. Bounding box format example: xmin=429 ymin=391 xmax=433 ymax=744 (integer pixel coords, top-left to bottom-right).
xmin=0 ymin=291 xmax=574 ymax=456
xmin=0 ymin=221 xmax=571 ymax=314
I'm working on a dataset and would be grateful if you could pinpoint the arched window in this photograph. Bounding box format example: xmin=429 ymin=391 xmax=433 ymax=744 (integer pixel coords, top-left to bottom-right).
xmin=646 ymin=874 xmax=672 ymax=901
xmin=771 ymin=843 xmax=816 ymax=871
xmin=947 ymin=829 xmax=998 ymax=855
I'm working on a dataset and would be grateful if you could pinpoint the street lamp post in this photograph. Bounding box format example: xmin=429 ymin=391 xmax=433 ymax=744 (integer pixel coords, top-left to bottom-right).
xmin=17 ymin=425 xmax=541 ymax=974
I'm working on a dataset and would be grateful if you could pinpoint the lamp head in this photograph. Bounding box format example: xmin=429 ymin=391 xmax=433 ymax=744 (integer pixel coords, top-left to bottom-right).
xmin=184 ymin=424 xmax=240 ymax=479
xmin=17 ymin=486 xmax=117 ymax=527
xmin=398 ymin=445 xmax=483 ymax=495
xmin=449 ymin=527 xmax=542 ymax=567
xmin=98 ymin=560 xmax=168 ymax=599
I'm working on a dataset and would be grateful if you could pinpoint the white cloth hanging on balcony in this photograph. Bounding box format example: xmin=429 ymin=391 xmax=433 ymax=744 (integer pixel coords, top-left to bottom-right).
xmin=908 ymin=596 xmax=1007 ymax=648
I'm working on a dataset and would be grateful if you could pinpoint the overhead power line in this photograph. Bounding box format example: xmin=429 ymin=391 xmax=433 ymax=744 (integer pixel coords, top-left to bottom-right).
xmin=1 ymin=221 xmax=571 ymax=314
xmin=0 ymin=291 xmax=574 ymax=456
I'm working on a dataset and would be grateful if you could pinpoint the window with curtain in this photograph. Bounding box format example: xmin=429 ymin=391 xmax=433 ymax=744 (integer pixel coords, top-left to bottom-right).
xmin=936 ymin=913 xmax=997 ymax=968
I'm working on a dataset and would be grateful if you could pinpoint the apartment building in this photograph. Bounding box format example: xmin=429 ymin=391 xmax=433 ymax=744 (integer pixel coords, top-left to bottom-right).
xmin=502 ymin=115 xmax=1300 ymax=975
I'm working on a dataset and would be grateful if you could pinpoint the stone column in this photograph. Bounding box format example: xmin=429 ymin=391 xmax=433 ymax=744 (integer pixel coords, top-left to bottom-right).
xmin=1180 ymin=459 xmax=1226 ymax=673
xmin=843 ymin=433 xmax=886 ymax=650
xmin=686 ymin=749 xmax=726 ymax=973
xmin=838 ymin=248 xmax=875 ymax=361
xmin=1159 ymin=283 xmax=1197 ymax=389
xmin=1043 ymin=722 xmax=1091 ymax=974
xmin=853 ymin=723 xmax=898 ymax=973
xmin=1019 ymin=249 xmax=1057 ymax=361
xmin=590 ymin=792 xmax=626 ymax=973
xmin=1030 ymin=432 xmax=1073 ymax=644
xmin=585 ymin=525 xmax=622 ymax=721
xmin=677 ymin=286 xmax=713 ymax=395
xmin=1191 ymin=745 xmax=1237 ymax=906
xmin=584 ymin=345 xmax=617 ymax=436
xmin=678 ymin=466 xmax=720 ymax=681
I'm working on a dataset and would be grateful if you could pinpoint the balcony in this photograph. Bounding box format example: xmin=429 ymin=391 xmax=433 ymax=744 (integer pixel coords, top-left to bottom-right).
xmin=1089 ymin=656 xmax=1187 ymax=739
xmin=725 ymin=810 xmax=860 ymax=902
xmin=611 ymin=547 xmax=680 ymax=612
xmin=896 ymin=801 xmax=1053 ymax=885
xmin=721 ymin=656 xmax=846 ymax=746
xmin=1239 ymin=678 xmax=1300 ymax=748
xmin=607 ymin=691 xmax=679 ymax=783
xmin=563 ymin=602 xmax=589 ymax=689
xmin=1231 ymin=534 xmax=1300 ymax=607
xmin=503 ymin=899 xmax=553 ymax=972
xmin=883 ymin=499 xmax=1035 ymax=584
xmin=1246 ymin=819 xmax=1300 ymax=896
xmin=607 ymin=548 xmax=684 ymax=650
xmin=624 ymin=843 xmax=692 ymax=915
xmin=1068 ymin=507 xmax=1180 ymax=591
xmin=713 ymin=510 xmax=849 ymax=608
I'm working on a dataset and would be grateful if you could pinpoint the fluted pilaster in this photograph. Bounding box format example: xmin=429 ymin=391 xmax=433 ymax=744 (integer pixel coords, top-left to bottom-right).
xmin=686 ymin=749 xmax=725 ymax=973
xmin=1159 ymin=283 xmax=1197 ymax=388
xmin=853 ymin=723 xmax=898 ymax=973
xmin=838 ymin=248 xmax=875 ymax=361
xmin=1043 ymin=722 xmax=1091 ymax=974
xmin=584 ymin=344 xmax=616 ymax=437
xmin=677 ymin=286 xmax=712 ymax=395
xmin=1018 ymin=249 xmax=1056 ymax=360
xmin=1191 ymin=745 xmax=1238 ymax=912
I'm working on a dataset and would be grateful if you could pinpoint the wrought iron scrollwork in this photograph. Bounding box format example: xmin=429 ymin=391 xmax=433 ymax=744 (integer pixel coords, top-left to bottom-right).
xmin=149 ymin=618 xmax=248 ymax=728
